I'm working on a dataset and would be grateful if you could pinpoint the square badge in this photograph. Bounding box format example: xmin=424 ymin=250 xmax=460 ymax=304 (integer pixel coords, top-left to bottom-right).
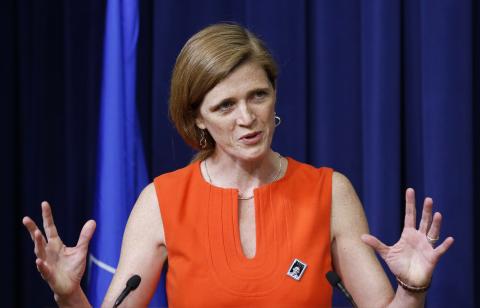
xmin=286 ymin=258 xmax=307 ymax=281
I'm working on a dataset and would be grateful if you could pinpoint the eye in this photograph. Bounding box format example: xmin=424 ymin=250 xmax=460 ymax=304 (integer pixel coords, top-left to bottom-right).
xmin=216 ymin=100 xmax=235 ymax=112
xmin=253 ymin=90 xmax=268 ymax=99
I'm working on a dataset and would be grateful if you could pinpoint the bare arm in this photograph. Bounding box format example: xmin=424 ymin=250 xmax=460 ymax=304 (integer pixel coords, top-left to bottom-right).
xmin=331 ymin=171 xmax=394 ymax=307
xmin=101 ymin=183 xmax=167 ymax=307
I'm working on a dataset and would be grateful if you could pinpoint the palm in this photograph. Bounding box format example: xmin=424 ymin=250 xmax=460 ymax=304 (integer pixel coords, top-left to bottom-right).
xmin=44 ymin=238 xmax=87 ymax=294
xmin=362 ymin=189 xmax=454 ymax=287
xmin=382 ymin=228 xmax=437 ymax=286
xmin=23 ymin=202 xmax=96 ymax=297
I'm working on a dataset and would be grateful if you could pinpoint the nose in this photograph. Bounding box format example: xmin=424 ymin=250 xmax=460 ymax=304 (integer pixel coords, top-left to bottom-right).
xmin=236 ymin=102 xmax=255 ymax=127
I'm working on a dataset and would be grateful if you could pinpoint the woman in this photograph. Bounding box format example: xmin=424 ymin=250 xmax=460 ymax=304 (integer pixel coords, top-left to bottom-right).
xmin=23 ymin=23 xmax=453 ymax=307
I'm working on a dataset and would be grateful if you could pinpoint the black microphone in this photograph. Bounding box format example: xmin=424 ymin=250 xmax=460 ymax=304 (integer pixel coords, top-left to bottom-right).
xmin=326 ymin=271 xmax=357 ymax=308
xmin=113 ymin=274 xmax=141 ymax=308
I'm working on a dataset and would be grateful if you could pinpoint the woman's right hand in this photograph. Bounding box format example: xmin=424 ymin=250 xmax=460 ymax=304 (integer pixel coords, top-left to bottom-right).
xmin=23 ymin=201 xmax=96 ymax=298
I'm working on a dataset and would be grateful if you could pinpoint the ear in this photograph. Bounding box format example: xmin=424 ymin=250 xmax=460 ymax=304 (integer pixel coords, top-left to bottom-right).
xmin=195 ymin=116 xmax=206 ymax=130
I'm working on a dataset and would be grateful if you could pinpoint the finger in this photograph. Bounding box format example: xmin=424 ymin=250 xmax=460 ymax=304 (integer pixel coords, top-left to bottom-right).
xmin=434 ymin=236 xmax=454 ymax=257
xmin=418 ymin=197 xmax=433 ymax=234
xmin=36 ymin=258 xmax=52 ymax=281
xmin=76 ymin=220 xmax=97 ymax=248
xmin=23 ymin=216 xmax=41 ymax=241
xmin=34 ymin=230 xmax=47 ymax=260
xmin=41 ymin=201 xmax=59 ymax=240
xmin=361 ymin=234 xmax=390 ymax=259
xmin=404 ymin=188 xmax=416 ymax=228
xmin=427 ymin=212 xmax=442 ymax=240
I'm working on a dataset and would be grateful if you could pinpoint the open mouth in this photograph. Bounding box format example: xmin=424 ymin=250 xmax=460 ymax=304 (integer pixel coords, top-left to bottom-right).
xmin=240 ymin=131 xmax=262 ymax=144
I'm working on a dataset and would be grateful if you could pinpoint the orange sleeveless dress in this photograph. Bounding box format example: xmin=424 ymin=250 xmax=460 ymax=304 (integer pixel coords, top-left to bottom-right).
xmin=153 ymin=157 xmax=333 ymax=307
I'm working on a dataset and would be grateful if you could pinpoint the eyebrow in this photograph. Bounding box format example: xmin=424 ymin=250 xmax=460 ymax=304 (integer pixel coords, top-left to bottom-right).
xmin=210 ymin=87 xmax=272 ymax=110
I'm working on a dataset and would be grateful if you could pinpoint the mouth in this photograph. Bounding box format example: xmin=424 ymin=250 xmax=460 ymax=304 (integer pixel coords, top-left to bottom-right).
xmin=239 ymin=131 xmax=263 ymax=145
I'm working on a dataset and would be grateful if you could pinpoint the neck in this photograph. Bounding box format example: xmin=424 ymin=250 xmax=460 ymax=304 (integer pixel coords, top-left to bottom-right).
xmin=203 ymin=150 xmax=282 ymax=197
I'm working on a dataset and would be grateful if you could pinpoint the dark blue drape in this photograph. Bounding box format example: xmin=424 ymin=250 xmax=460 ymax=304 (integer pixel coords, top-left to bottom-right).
xmin=5 ymin=0 xmax=478 ymax=307
xmin=2 ymin=0 xmax=106 ymax=307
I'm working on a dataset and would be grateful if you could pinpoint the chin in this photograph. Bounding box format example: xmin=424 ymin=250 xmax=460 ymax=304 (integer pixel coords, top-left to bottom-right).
xmin=236 ymin=146 xmax=271 ymax=162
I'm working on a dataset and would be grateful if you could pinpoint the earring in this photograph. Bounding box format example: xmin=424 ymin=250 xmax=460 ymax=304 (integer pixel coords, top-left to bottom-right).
xmin=199 ymin=130 xmax=207 ymax=149
xmin=274 ymin=113 xmax=281 ymax=127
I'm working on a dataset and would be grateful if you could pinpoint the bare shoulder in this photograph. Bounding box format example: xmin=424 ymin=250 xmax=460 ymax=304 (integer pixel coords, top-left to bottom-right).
xmin=332 ymin=171 xmax=359 ymax=204
xmin=134 ymin=182 xmax=158 ymax=210
xmin=331 ymin=171 xmax=370 ymax=246
xmin=331 ymin=171 xmax=365 ymax=229
xmin=127 ymin=182 xmax=164 ymax=245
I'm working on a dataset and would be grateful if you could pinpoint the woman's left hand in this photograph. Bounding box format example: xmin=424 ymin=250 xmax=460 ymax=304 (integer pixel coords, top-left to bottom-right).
xmin=361 ymin=188 xmax=454 ymax=287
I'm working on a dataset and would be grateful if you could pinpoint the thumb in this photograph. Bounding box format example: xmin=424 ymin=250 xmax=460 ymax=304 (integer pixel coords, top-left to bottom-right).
xmin=361 ymin=234 xmax=390 ymax=260
xmin=76 ymin=220 xmax=96 ymax=248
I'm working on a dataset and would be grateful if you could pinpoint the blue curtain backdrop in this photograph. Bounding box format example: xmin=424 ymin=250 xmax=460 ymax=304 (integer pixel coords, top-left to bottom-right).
xmin=5 ymin=0 xmax=478 ymax=307
xmin=140 ymin=1 xmax=478 ymax=307
xmin=3 ymin=0 xmax=106 ymax=307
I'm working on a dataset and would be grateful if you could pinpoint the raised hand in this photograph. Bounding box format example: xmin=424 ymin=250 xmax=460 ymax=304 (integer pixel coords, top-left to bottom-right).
xmin=361 ymin=188 xmax=454 ymax=288
xmin=23 ymin=202 xmax=96 ymax=297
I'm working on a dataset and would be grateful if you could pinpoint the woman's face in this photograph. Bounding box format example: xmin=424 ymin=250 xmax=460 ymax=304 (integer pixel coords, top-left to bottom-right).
xmin=196 ymin=61 xmax=276 ymax=162
xmin=292 ymin=266 xmax=300 ymax=276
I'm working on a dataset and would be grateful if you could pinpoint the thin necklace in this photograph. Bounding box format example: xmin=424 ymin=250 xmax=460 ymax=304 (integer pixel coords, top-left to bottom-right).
xmin=204 ymin=154 xmax=283 ymax=200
